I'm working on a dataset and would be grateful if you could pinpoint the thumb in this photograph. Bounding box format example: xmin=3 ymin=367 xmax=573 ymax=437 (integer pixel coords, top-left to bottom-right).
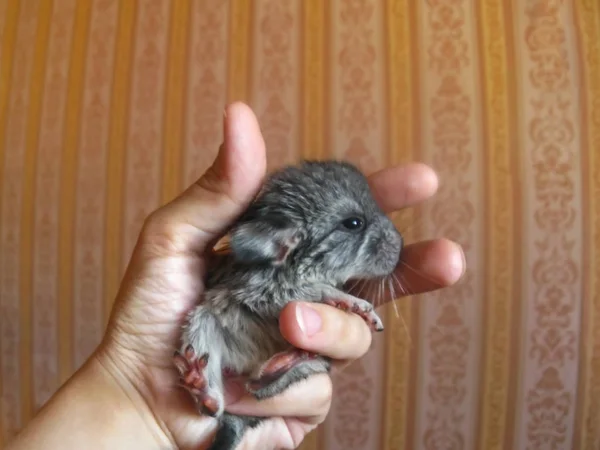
xmin=141 ymin=102 xmax=267 ymax=254
xmin=101 ymin=102 xmax=266 ymax=363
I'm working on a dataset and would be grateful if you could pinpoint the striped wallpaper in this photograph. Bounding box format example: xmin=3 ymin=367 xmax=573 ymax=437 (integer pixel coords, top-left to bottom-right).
xmin=1 ymin=0 xmax=600 ymax=449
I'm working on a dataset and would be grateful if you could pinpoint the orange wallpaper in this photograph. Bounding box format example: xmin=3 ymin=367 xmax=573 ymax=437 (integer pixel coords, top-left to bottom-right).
xmin=1 ymin=0 xmax=600 ymax=449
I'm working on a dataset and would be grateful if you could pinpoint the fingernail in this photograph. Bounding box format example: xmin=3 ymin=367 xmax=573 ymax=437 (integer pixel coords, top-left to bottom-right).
xmin=452 ymin=243 xmax=467 ymax=281
xmin=297 ymin=303 xmax=322 ymax=337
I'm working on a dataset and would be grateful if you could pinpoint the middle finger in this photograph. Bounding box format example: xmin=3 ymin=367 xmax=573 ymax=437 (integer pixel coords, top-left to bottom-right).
xmin=368 ymin=162 xmax=439 ymax=212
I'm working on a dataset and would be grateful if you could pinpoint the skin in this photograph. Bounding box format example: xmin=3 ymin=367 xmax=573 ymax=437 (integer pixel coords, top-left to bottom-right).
xmin=5 ymin=102 xmax=465 ymax=450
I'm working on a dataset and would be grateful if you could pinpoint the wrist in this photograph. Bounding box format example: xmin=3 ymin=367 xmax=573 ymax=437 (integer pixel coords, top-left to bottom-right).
xmin=88 ymin=347 xmax=177 ymax=448
xmin=6 ymin=347 xmax=175 ymax=450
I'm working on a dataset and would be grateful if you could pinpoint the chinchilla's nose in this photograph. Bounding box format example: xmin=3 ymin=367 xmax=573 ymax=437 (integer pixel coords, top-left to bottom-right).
xmin=384 ymin=220 xmax=403 ymax=254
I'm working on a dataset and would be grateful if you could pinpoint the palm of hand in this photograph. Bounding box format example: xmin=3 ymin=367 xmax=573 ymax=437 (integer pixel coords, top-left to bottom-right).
xmin=106 ymin=233 xmax=320 ymax=449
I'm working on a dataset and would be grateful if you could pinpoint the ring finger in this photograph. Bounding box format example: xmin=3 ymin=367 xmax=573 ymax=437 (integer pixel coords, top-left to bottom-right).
xmin=224 ymin=372 xmax=333 ymax=423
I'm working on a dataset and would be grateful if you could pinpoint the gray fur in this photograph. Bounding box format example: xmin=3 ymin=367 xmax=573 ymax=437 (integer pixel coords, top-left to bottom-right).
xmin=177 ymin=160 xmax=403 ymax=450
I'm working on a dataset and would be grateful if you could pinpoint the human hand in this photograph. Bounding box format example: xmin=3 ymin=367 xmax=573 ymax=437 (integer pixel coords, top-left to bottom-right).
xmin=90 ymin=102 xmax=465 ymax=450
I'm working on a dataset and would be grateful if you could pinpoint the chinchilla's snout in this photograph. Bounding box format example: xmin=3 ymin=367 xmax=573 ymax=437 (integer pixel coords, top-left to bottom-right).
xmin=387 ymin=220 xmax=403 ymax=254
xmin=382 ymin=219 xmax=403 ymax=272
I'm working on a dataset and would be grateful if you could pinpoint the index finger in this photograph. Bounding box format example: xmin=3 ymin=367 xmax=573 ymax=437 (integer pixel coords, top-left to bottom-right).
xmin=368 ymin=162 xmax=438 ymax=212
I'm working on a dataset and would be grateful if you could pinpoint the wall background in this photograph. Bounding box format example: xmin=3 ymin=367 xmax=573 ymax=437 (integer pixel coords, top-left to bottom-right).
xmin=1 ymin=0 xmax=600 ymax=449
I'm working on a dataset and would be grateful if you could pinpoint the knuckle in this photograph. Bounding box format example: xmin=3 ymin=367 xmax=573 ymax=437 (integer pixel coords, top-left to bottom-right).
xmin=348 ymin=315 xmax=372 ymax=355
xmin=314 ymin=375 xmax=333 ymax=412
xmin=140 ymin=209 xmax=166 ymax=236
xmin=327 ymin=308 xmax=372 ymax=358
xmin=194 ymin=166 xmax=244 ymax=210
xmin=139 ymin=211 xmax=186 ymax=254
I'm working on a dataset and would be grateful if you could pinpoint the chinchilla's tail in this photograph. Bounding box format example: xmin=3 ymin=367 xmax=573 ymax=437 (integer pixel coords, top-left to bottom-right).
xmin=208 ymin=412 xmax=264 ymax=450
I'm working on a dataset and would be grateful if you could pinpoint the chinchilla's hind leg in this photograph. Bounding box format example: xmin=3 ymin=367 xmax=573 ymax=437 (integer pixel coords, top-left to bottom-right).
xmin=173 ymin=345 xmax=222 ymax=416
xmin=245 ymin=349 xmax=332 ymax=400
xmin=176 ymin=305 xmax=226 ymax=417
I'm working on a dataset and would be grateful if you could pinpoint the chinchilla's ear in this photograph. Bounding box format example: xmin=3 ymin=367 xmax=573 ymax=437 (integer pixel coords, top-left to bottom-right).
xmin=229 ymin=218 xmax=303 ymax=265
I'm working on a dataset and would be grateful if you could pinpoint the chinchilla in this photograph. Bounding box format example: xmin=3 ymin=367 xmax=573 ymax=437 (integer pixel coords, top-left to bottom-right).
xmin=173 ymin=160 xmax=403 ymax=450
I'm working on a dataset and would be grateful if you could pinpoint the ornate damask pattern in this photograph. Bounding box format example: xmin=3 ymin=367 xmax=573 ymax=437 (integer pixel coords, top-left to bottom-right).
xmin=227 ymin=0 xmax=251 ymax=103
xmin=327 ymin=1 xmax=386 ymax=449
xmin=475 ymin=0 xmax=515 ymax=448
xmin=0 ymin=0 xmax=39 ymax=436
xmin=184 ymin=0 xmax=228 ymax=184
xmin=301 ymin=0 xmax=325 ymax=163
xmin=122 ymin=0 xmax=169 ymax=270
xmin=516 ymin=1 xmax=583 ymax=448
xmin=418 ymin=1 xmax=481 ymax=449
xmin=333 ymin=0 xmax=382 ymax=174
xmin=574 ymin=0 xmax=600 ymax=447
xmin=58 ymin=0 xmax=93 ymax=383
xmin=4 ymin=2 xmax=600 ymax=447
xmin=20 ymin=0 xmax=55 ymax=420
xmin=383 ymin=0 xmax=415 ymax=448
xmin=0 ymin=1 xmax=7 ymax=58
xmin=161 ymin=1 xmax=190 ymax=203
xmin=103 ymin=0 xmax=136 ymax=320
xmin=32 ymin=0 xmax=75 ymax=408
xmin=73 ymin=0 xmax=119 ymax=370
xmin=0 ymin=0 xmax=20 ymax=180
xmin=252 ymin=0 xmax=300 ymax=170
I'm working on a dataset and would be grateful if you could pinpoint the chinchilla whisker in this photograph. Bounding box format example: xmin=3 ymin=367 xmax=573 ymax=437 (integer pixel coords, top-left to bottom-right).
xmin=361 ymin=280 xmax=372 ymax=303
xmin=354 ymin=279 xmax=368 ymax=299
xmin=390 ymin=274 xmax=412 ymax=345
xmin=394 ymin=273 xmax=408 ymax=297
xmin=382 ymin=279 xmax=389 ymax=304
xmin=391 ymin=271 xmax=407 ymax=297
xmin=400 ymin=270 xmax=421 ymax=300
xmin=387 ymin=275 xmax=397 ymax=301
xmin=384 ymin=275 xmax=394 ymax=297
xmin=366 ymin=280 xmax=377 ymax=306
xmin=373 ymin=279 xmax=380 ymax=302
xmin=368 ymin=280 xmax=378 ymax=307
xmin=400 ymin=272 xmax=418 ymax=297
xmin=372 ymin=278 xmax=380 ymax=307
xmin=395 ymin=271 xmax=412 ymax=297
xmin=350 ymin=279 xmax=362 ymax=291
xmin=382 ymin=274 xmax=411 ymax=343
xmin=344 ymin=279 xmax=359 ymax=297
xmin=392 ymin=273 xmax=403 ymax=299
xmin=387 ymin=276 xmax=400 ymax=319
xmin=356 ymin=279 xmax=371 ymax=302
xmin=398 ymin=259 xmax=444 ymax=288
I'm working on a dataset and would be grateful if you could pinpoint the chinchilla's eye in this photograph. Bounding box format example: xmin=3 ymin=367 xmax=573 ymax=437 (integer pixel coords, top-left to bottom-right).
xmin=341 ymin=216 xmax=365 ymax=231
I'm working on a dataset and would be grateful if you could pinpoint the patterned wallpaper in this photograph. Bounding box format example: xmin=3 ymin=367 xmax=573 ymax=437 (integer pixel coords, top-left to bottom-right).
xmin=1 ymin=0 xmax=599 ymax=449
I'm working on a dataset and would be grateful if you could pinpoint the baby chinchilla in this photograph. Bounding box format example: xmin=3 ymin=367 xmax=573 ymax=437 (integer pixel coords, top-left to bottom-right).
xmin=173 ymin=159 xmax=403 ymax=450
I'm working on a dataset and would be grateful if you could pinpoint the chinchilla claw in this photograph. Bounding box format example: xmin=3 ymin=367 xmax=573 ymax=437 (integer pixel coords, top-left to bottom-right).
xmin=324 ymin=298 xmax=384 ymax=332
xmin=373 ymin=320 xmax=384 ymax=332
xmin=173 ymin=347 xmax=220 ymax=417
